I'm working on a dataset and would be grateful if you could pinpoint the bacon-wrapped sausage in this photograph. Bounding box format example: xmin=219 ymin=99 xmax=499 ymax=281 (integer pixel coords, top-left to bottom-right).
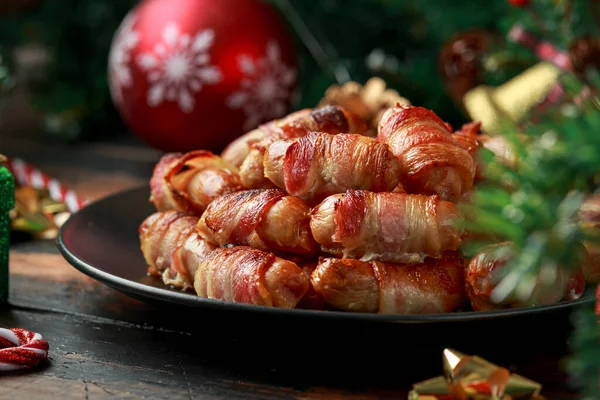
xmin=466 ymin=243 xmax=586 ymax=311
xmin=221 ymin=129 xmax=269 ymax=168
xmin=264 ymin=132 xmax=401 ymax=203
xmin=197 ymin=189 xmax=317 ymax=254
xmin=294 ymin=261 xmax=330 ymax=310
xmin=453 ymin=121 xmax=484 ymax=182
xmin=583 ymin=243 xmax=600 ymax=283
xmin=239 ymin=105 xmax=368 ymax=189
xmin=578 ymin=195 xmax=600 ymax=283
xmin=310 ymin=252 xmax=466 ymax=314
xmin=139 ymin=211 xmax=216 ymax=290
xmin=150 ymin=150 xmax=244 ymax=216
xmin=194 ymin=246 xmax=310 ymax=308
xmin=377 ymin=105 xmax=476 ymax=202
xmin=149 ymin=152 xmax=182 ymax=212
xmin=310 ymin=190 xmax=461 ymax=263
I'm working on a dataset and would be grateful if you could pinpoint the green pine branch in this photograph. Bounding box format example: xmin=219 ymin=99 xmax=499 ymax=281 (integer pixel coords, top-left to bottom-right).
xmin=460 ymin=71 xmax=600 ymax=279
xmin=459 ymin=70 xmax=600 ymax=397
xmin=568 ymin=303 xmax=600 ymax=400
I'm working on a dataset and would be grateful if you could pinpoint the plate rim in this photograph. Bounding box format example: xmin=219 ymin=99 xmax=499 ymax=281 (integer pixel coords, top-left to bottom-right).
xmin=56 ymin=186 xmax=595 ymax=323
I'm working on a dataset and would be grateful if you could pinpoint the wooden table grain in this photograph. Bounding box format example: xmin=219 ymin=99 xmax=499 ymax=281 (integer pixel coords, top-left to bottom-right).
xmin=1 ymin=137 xmax=586 ymax=399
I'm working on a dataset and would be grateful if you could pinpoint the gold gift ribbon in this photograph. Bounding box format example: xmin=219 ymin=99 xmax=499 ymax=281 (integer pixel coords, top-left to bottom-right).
xmin=410 ymin=349 xmax=543 ymax=400
xmin=463 ymin=62 xmax=561 ymax=135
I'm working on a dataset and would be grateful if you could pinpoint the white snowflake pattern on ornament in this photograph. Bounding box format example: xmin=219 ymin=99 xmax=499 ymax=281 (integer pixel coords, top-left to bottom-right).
xmin=226 ymin=40 xmax=297 ymax=130
xmin=108 ymin=11 xmax=140 ymax=105
xmin=136 ymin=22 xmax=223 ymax=113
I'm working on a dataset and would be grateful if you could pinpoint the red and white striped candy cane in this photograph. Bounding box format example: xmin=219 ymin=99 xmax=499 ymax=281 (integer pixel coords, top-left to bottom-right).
xmin=0 ymin=328 xmax=49 ymax=371
xmin=4 ymin=156 xmax=88 ymax=212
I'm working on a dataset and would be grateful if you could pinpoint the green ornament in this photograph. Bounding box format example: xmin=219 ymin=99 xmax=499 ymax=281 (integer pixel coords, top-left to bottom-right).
xmin=0 ymin=161 xmax=14 ymax=305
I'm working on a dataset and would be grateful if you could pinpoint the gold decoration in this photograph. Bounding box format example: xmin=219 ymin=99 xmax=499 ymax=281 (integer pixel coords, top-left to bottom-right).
xmin=10 ymin=185 xmax=70 ymax=239
xmin=319 ymin=77 xmax=411 ymax=134
xmin=409 ymin=349 xmax=544 ymax=400
xmin=463 ymin=62 xmax=561 ymax=135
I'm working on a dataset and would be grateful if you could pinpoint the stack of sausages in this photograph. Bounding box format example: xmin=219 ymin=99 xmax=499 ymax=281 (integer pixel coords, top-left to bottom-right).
xmin=139 ymin=104 xmax=587 ymax=314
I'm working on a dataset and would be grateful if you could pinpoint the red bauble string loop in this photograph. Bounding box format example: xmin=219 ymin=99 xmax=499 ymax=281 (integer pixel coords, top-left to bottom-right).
xmin=0 ymin=328 xmax=49 ymax=372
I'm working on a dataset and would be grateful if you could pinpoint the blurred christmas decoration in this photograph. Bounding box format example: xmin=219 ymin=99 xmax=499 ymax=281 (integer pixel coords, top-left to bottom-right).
xmin=10 ymin=186 xmax=69 ymax=240
xmin=108 ymin=0 xmax=298 ymax=152
xmin=438 ymin=29 xmax=501 ymax=113
xmin=0 ymin=0 xmax=138 ymax=141
xmin=568 ymin=35 xmax=600 ymax=78
xmin=0 ymin=155 xmax=14 ymax=305
xmin=568 ymin=292 xmax=600 ymax=400
xmin=4 ymin=157 xmax=85 ymax=240
xmin=409 ymin=348 xmax=543 ymax=399
xmin=318 ymin=77 xmax=410 ymax=134
xmin=506 ymin=24 xmax=573 ymax=71
xmin=2 ymin=0 xmax=600 ymax=143
xmin=459 ymin=71 xmax=600 ymax=399
xmin=460 ymin=72 xmax=600 ymax=295
xmin=0 ymin=0 xmax=521 ymax=143
xmin=463 ymin=62 xmax=561 ymax=135
xmin=454 ymin=9 xmax=600 ymax=400
xmin=456 ymin=3 xmax=600 ymax=389
xmin=0 ymin=327 xmax=49 ymax=372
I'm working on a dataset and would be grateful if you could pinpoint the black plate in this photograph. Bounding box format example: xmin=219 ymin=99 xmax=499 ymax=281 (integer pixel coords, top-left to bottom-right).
xmin=55 ymin=186 xmax=597 ymax=388
xmin=56 ymin=186 xmax=594 ymax=325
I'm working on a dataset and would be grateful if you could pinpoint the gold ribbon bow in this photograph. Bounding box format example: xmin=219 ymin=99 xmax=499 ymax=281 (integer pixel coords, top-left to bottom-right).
xmin=409 ymin=349 xmax=543 ymax=400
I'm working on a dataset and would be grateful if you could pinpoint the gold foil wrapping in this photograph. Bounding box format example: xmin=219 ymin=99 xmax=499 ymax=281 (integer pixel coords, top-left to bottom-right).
xmin=10 ymin=185 xmax=70 ymax=239
xmin=409 ymin=349 xmax=543 ymax=400
xmin=319 ymin=77 xmax=411 ymax=134
xmin=463 ymin=62 xmax=561 ymax=135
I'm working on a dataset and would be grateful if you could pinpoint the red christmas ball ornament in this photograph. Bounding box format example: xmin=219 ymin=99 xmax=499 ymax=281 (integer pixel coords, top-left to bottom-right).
xmin=108 ymin=0 xmax=298 ymax=153
xmin=508 ymin=0 xmax=530 ymax=7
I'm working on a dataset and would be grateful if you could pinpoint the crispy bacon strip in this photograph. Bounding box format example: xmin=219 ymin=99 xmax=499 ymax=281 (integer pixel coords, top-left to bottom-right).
xmin=139 ymin=211 xmax=216 ymax=290
xmin=149 ymin=152 xmax=182 ymax=212
xmin=465 ymin=243 xmax=585 ymax=311
xmin=194 ymin=246 xmax=310 ymax=308
xmin=310 ymin=252 xmax=466 ymax=314
xmin=239 ymin=105 xmax=368 ymax=189
xmin=264 ymin=132 xmax=401 ymax=203
xmin=310 ymin=190 xmax=461 ymax=263
xmin=377 ymin=105 xmax=476 ymax=202
xmin=197 ymin=189 xmax=317 ymax=254
xmin=150 ymin=150 xmax=244 ymax=216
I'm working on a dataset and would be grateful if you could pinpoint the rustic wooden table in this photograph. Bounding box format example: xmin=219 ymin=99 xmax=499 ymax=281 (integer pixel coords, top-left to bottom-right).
xmin=1 ymin=135 xmax=587 ymax=399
